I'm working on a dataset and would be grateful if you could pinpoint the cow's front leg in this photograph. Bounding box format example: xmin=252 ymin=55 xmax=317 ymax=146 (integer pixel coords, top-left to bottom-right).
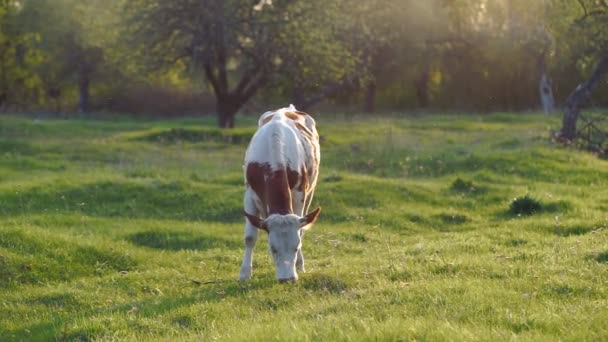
xmin=293 ymin=191 xmax=311 ymax=273
xmin=296 ymin=230 xmax=306 ymax=272
xmin=239 ymin=192 xmax=259 ymax=281
xmin=239 ymin=221 xmax=258 ymax=281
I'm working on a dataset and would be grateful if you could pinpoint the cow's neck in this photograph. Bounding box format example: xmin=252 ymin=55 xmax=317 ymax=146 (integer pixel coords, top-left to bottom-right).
xmin=265 ymin=168 xmax=294 ymax=215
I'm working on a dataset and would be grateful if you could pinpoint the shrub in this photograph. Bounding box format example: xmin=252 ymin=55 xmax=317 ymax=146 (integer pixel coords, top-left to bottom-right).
xmin=509 ymin=195 xmax=542 ymax=216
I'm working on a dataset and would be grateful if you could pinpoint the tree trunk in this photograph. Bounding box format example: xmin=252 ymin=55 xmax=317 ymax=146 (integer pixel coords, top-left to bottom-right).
xmin=216 ymin=97 xmax=238 ymax=128
xmin=204 ymin=62 xmax=267 ymax=128
xmin=414 ymin=68 xmax=430 ymax=108
xmin=364 ymin=80 xmax=376 ymax=114
xmin=560 ymin=54 xmax=608 ymax=141
xmin=218 ymin=114 xmax=235 ymax=128
xmin=539 ymin=73 xmax=554 ymax=114
xmin=78 ymin=74 xmax=90 ymax=113
xmin=537 ymin=47 xmax=554 ymax=115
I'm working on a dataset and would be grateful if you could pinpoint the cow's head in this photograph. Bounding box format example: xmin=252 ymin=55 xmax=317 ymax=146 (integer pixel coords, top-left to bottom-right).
xmin=244 ymin=208 xmax=321 ymax=282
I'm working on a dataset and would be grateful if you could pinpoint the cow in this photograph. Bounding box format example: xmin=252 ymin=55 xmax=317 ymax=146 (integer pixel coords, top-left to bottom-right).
xmin=239 ymin=105 xmax=321 ymax=282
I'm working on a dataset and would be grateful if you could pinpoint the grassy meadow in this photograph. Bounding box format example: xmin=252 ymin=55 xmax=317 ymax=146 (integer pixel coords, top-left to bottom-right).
xmin=0 ymin=112 xmax=607 ymax=341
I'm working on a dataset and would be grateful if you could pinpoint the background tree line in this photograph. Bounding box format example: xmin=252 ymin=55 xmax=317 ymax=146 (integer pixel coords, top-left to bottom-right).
xmin=0 ymin=0 xmax=607 ymax=128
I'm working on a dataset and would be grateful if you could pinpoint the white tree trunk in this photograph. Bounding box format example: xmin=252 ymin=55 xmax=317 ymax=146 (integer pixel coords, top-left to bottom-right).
xmin=539 ymin=73 xmax=554 ymax=114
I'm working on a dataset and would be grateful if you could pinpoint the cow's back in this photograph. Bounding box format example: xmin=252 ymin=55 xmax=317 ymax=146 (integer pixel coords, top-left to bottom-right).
xmin=245 ymin=108 xmax=320 ymax=216
xmin=246 ymin=108 xmax=318 ymax=173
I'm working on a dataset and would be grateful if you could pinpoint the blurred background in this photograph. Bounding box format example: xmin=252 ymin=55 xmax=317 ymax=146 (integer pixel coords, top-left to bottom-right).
xmin=0 ymin=0 xmax=606 ymax=127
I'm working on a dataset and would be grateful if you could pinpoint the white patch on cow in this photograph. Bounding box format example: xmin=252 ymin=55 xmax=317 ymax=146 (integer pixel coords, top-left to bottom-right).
xmin=247 ymin=109 xmax=301 ymax=171
xmin=265 ymin=214 xmax=303 ymax=281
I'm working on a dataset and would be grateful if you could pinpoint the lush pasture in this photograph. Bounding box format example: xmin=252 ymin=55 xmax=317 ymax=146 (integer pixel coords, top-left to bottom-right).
xmin=1 ymin=113 xmax=607 ymax=341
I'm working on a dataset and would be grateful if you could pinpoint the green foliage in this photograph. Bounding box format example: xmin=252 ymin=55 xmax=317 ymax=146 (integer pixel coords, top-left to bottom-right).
xmin=0 ymin=1 xmax=43 ymax=106
xmin=2 ymin=0 xmax=608 ymax=115
xmin=1 ymin=105 xmax=608 ymax=339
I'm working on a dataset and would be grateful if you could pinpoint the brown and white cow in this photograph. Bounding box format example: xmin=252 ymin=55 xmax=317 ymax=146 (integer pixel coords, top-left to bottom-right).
xmin=239 ymin=105 xmax=321 ymax=282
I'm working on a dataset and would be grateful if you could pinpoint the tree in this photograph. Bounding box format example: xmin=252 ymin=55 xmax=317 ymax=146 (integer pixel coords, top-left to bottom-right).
xmin=560 ymin=53 xmax=608 ymax=140
xmin=0 ymin=0 xmax=42 ymax=110
xmin=17 ymin=0 xmax=107 ymax=113
xmin=123 ymin=0 xmax=361 ymax=127
xmin=557 ymin=0 xmax=608 ymax=140
xmin=346 ymin=0 xmax=435 ymax=113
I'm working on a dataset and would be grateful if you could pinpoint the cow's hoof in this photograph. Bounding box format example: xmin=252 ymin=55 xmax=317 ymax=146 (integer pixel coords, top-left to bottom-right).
xmin=238 ymin=270 xmax=252 ymax=281
xmin=278 ymin=276 xmax=298 ymax=283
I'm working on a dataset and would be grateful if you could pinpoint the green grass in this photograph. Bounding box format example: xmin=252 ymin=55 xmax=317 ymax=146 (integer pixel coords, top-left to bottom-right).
xmin=1 ymin=112 xmax=607 ymax=341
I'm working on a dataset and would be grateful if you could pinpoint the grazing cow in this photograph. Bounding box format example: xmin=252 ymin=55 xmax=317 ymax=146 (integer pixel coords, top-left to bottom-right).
xmin=240 ymin=105 xmax=321 ymax=282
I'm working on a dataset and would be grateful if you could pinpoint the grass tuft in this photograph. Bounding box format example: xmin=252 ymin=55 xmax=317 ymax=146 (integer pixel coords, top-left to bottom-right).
xmin=436 ymin=213 xmax=469 ymax=224
xmin=553 ymin=225 xmax=595 ymax=237
xmin=302 ymin=274 xmax=349 ymax=294
xmin=450 ymin=177 xmax=477 ymax=193
xmin=589 ymin=251 xmax=608 ymax=263
xmin=509 ymin=195 xmax=542 ymax=216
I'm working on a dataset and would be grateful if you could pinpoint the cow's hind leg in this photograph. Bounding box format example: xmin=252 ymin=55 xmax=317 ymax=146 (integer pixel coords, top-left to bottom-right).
xmin=239 ymin=190 xmax=260 ymax=281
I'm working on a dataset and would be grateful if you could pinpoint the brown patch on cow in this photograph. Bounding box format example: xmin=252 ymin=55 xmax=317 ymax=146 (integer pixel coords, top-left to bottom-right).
xmin=246 ymin=162 xmax=296 ymax=215
xmin=293 ymin=110 xmax=309 ymax=116
xmin=260 ymin=114 xmax=275 ymax=126
xmin=287 ymin=167 xmax=300 ymax=191
xmin=298 ymin=166 xmax=309 ymax=192
xmin=295 ymin=122 xmax=313 ymax=137
xmin=284 ymin=111 xmax=300 ymax=121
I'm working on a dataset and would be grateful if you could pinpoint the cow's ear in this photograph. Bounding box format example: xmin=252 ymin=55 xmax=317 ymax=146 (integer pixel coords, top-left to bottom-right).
xmin=244 ymin=212 xmax=267 ymax=232
xmin=299 ymin=207 xmax=321 ymax=229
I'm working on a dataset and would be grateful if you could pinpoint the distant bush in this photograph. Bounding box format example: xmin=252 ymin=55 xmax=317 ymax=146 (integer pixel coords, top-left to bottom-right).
xmin=94 ymin=84 xmax=216 ymax=117
xmin=509 ymin=195 xmax=542 ymax=216
xmin=139 ymin=127 xmax=254 ymax=144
